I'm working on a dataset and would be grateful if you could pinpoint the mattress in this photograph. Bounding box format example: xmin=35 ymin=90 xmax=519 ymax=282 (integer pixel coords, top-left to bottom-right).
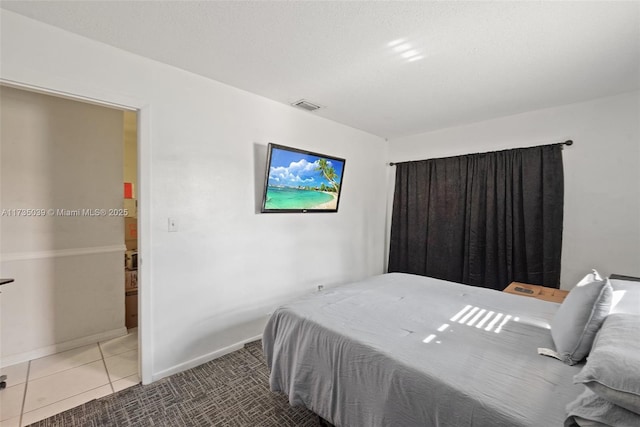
xmin=264 ymin=273 xmax=583 ymax=427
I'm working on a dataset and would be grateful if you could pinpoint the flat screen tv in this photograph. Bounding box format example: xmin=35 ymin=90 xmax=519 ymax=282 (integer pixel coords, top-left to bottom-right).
xmin=261 ymin=143 xmax=346 ymax=213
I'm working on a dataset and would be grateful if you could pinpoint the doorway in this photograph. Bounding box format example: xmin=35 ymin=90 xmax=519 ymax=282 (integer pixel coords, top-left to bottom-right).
xmin=0 ymin=85 xmax=143 ymax=425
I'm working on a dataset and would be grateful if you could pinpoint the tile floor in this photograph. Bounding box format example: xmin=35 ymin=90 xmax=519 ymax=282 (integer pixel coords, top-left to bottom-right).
xmin=0 ymin=329 xmax=139 ymax=427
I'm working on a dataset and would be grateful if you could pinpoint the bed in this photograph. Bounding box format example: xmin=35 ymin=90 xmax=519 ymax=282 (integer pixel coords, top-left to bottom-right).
xmin=263 ymin=273 xmax=585 ymax=427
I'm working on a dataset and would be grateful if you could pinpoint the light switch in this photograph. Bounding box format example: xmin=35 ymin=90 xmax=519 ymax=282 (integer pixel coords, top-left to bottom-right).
xmin=168 ymin=218 xmax=178 ymax=232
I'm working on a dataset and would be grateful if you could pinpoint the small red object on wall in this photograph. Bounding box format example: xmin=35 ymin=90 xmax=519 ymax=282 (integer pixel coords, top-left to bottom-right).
xmin=124 ymin=182 xmax=134 ymax=199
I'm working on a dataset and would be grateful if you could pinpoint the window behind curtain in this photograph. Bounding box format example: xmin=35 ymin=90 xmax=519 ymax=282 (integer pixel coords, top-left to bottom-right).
xmin=388 ymin=144 xmax=564 ymax=290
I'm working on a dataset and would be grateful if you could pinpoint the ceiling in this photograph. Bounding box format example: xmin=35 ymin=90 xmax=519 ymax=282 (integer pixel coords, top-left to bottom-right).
xmin=2 ymin=1 xmax=639 ymax=139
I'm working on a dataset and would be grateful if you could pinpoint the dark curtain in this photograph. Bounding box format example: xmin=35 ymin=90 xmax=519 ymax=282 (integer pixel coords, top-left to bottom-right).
xmin=388 ymin=144 xmax=564 ymax=290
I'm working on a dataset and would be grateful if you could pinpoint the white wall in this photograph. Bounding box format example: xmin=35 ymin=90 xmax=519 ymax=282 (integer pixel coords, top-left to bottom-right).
xmin=0 ymin=11 xmax=388 ymax=380
xmin=388 ymin=91 xmax=640 ymax=289
xmin=0 ymin=86 xmax=126 ymax=365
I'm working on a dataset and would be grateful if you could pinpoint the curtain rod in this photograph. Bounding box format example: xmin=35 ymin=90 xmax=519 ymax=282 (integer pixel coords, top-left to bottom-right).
xmin=388 ymin=139 xmax=573 ymax=166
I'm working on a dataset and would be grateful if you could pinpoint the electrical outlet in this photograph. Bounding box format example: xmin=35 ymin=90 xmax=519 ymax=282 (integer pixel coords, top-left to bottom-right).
xmin=168 ymin=218 xmax=178 ymax=232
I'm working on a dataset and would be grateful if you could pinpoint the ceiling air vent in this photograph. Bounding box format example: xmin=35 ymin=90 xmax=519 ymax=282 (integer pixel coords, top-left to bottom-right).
xmin=291 ymin=99 xmax=321 ymax=112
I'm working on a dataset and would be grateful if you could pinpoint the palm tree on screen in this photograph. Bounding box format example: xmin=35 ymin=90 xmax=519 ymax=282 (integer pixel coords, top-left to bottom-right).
xmin=315 ymin=158 xmax=339 ymax=192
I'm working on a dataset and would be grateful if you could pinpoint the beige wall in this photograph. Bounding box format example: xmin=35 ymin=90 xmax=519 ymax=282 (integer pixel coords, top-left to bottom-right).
xmin=123 ymin=110 xmax=137 ymax=196
xmin=0 ymin=86 xmax=126 ymax=364
xmin=123 ymin=110 xmax=137 ymax=221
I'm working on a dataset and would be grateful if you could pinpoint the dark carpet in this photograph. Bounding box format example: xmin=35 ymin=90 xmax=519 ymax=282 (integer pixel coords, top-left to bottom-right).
xmin=28 ymin=341 xmax=320 ymax=426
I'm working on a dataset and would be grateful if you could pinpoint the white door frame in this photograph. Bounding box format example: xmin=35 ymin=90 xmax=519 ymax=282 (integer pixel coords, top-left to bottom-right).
xmin=0 ymin=77 xmax=153 ymax=385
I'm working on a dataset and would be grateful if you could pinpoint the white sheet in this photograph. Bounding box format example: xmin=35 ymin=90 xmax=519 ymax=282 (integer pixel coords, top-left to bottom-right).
xmin=264 ymin=273 xmax=583 ymax=426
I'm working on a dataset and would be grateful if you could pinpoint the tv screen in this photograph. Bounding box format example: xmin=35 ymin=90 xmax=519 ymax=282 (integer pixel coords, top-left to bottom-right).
xmin=261 ymin=143 xmax=346 ymax=213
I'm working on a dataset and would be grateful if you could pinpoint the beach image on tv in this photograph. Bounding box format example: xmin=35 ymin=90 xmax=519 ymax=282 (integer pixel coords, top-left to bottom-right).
xmin=264 ymin=147 xmax=344 ymax=210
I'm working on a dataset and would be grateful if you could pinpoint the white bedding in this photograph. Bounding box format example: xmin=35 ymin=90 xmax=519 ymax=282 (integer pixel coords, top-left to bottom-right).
xmin=264 ymin=273 xmax=583 ymax=426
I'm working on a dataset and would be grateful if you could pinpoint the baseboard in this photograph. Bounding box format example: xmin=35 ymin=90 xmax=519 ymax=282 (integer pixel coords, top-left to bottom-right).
xmin=0 ymin=326 xmax=128 ymax=367
xmin=241 ymin=334 xmax=263 ymax=346
xmin=152 ymin=333 xmax=264 ymax=383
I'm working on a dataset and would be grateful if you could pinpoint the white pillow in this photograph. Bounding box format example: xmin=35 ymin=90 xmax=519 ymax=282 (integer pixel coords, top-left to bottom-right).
xmin=550 ymin=270 xmax=612 ymax=365
xmin=574 ymin=314 xmax=640 ymax=415
xmin=608 ymin=277 xmax=640 ymax=315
